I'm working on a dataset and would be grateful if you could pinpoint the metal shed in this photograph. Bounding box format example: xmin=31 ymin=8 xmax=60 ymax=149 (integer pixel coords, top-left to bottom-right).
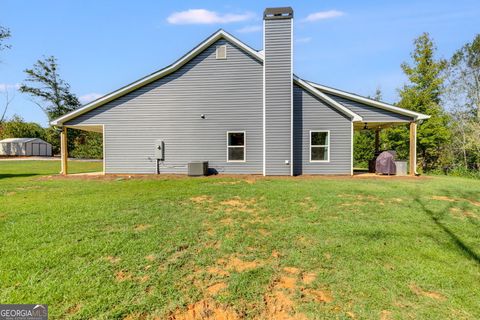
xmin=0 ymin=138 xmax=52 ymax=156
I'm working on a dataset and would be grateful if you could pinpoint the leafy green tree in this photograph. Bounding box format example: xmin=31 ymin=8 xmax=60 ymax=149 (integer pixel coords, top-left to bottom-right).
xmin=19 ymin=56 xmax=81 ymax=121
xmin=445 ymin=34 xmax=480 ymax=170
xmin=0 ymin=25 xmax=12 ymax=123
xmin=353 ymin=88 xmax=382 ymax=168
xmin=0 ymin=115 xmax=46 ymax=140
xmin=386 ymin=33 xmax=450 ymax=171
xmin=0 ymin=26 xmax=11 ymax=54
xmin=19 ymin=56 xmax=103 ymax=158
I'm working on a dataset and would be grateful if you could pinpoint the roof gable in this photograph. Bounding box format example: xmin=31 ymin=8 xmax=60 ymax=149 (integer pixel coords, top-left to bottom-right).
xmin=51 ymin=30 xmax=263 ymax=126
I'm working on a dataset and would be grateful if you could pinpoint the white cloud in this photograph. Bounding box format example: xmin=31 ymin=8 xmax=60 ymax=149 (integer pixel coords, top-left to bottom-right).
xmin=236 ymin=25 xmax=262 ymax=33
xmin=0 ymin=83 xmax=20 ymax=92
xmin=296 ymin=37 xmax=312 ymax=44
xmin=167 ymin=9 xmax=254 ymax=25
xmin=79 ymin=93 xmax=103 ymax=104
xmin=303 ymin=10 xmax=345 ymax=22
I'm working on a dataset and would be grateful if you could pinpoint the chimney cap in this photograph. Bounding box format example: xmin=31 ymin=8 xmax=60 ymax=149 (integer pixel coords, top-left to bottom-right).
xmin=264 ymin=7 xmax=293 ymax=20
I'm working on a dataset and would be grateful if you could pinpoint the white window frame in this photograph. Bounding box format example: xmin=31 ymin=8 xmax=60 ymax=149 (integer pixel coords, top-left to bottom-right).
xmin=227 ymin=131 xmax=246 ymax=162
xmin=216 ymin=45 xmax=227 ymax=60
xmin=310 ymin=130 xmax=330 ymax=163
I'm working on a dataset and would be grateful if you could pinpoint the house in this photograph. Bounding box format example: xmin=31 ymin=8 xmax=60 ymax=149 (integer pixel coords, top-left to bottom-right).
xmin=51 ymin=7 xmax=429 ymax=176
xmin=0 ymin=138 xmax=52 ymax=157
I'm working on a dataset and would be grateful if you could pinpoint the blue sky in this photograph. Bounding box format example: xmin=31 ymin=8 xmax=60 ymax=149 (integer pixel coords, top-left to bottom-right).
xmin=1 ymin=0 xmax=479 ymax=126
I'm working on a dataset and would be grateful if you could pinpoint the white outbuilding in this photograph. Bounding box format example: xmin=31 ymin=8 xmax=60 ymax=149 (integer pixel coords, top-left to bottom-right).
xmin=0 ymin=138 xmax=52 ymax=156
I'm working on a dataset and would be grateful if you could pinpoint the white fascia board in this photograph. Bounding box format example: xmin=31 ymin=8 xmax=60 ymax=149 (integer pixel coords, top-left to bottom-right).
xmin=293 ymin=76 xmax=363 ymax=122
xmin=51 ymin=30 xmax=263 ymax=126
xmin=306 ymin=80 xmax=430 ymax=121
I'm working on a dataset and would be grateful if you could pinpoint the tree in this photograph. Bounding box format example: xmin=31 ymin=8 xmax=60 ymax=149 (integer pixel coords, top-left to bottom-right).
xmin=0 ymin=89 xmax=14 ymax=124
xmin=19 ymin=56 xmax=103 ymax=158
xmin=0 ymin=26 xmax=11 ymax=54
xmin=0 ymin=115 xmax=46 ymax=140
xmin=445 ymin=34 xmax=480 ymax=169
xmin=449 ymin=34 xmax=480 ymax=119
xmin=19 ymin=56 xmax=81 ymax=121
xmin=0 ymin=25 xmax=12 ymax=123
xmin=353 ymin=88 xmax=382 ymax=168
xmin=387 ymin=33 xmax=451 ymax=171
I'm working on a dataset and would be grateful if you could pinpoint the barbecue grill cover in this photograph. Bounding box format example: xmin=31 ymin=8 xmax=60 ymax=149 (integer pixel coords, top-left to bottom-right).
xmin=375 ymin=151 xmax=396 ymax=174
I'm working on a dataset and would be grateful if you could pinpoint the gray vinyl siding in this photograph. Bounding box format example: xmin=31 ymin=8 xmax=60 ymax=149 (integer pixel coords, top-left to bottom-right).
xmin=325 ymin=93 xmax=413 ymax=122
xmin=65 ymin=39 xmax=263 ymax=174
xmin=264 ymin=18 xmax=292 ymax=175
xmin=293 ymin=85 xmax=352 ymax=175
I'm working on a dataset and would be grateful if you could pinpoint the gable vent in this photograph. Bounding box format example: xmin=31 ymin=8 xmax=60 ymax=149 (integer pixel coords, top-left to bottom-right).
xmin=216 ymin=45 xmax=227 ymax=59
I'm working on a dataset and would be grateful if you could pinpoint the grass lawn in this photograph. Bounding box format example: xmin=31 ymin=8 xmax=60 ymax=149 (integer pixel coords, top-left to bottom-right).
xmin=0 ymin=161 xmax=479 ymax=319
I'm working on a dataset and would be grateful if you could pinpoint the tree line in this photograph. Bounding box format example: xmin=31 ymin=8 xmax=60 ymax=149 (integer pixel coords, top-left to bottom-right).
xmin=1 ymin=26 xmax=479 ymax=174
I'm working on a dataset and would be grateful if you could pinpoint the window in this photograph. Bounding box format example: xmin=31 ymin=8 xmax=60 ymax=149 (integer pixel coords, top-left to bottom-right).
xmin=227 ymin=131 xmax=245 ymax=162
xmin=216 ymin=45 xmax=227 ymax=59
xmin=310 ymin=131 xmax=330 ymax=162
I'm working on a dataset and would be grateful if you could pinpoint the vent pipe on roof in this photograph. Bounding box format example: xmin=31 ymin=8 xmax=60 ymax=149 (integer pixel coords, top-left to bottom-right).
xmin=263 ymin=7 xmax=294 ymax=176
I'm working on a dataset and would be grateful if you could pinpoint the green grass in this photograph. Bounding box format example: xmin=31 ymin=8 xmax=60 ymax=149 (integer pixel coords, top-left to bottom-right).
xmin=0 ymin=161 xmax=479 ymax=319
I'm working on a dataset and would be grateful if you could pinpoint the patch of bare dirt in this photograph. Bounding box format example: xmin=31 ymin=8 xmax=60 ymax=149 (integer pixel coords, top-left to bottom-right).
xmin=220 ymin=197 xmax=257 ymax=213
xmin=432 ymin=195 xmax=480 ymax=207
xmin=220 ymin=218 xmax=233 ymax=225
xmin=432 ymin=195 xmax=457 ymax=202
xmin=123 ymin=312 xmax=148 ymax=320
xmin=449 ymin=207 xmax=477 ymax=219
xmin=66 ymin=304 xmax=81 ymax=315
xmin=409 ymin=284 xmax=446 ymax=301
xmin=206 ymin=282 xmax=227 ymax=295
xmin=169 ymin=299 xmax=239 ymax=320
xmin=258 ymin=229 xmax=270 ymax=236
xmin=134 ymin=224 xmax=152 ymax=232
xmin=271 ymin=250 xmax=281 ymax=258
xmin=213 ymin=181 xmax=241 ymax=185
xmin=303 ymin=289 xmax=333 ymax=303
xmin=190 ymin=195 xmax=214 ymax=203
xmin=380 ymin=310 xmax=392 ymax=320
xmin=262 ymin=291 xmax=297 ymax=319
xmin=301 ymin=272 xmax=316 ymax=285
xmin=206 ymin=267 xmax=230 ymax=277
xmin=137 ymin=275 xmax=150 ymax=283
xmin=145 ymin=254 xmax=156 ymax=261
xmin=105 ymin=256 xmax=121 ymax=264
xmin=220 ymin=256 xmax=260 ymax=272
xmin=115 ymin=270 xmax=133 ymax=282
xmin=277 ymin=276 xmax=297 ymax=290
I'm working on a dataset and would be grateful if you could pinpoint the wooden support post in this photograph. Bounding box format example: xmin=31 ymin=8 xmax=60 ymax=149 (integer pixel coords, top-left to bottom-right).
xmin=409 ymin=122 xmax=417 ymax=176
xmin=374 ymin=129 xmax=380 ymax=153
xmin=60 ymin=127 xmax=68 ymax=175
